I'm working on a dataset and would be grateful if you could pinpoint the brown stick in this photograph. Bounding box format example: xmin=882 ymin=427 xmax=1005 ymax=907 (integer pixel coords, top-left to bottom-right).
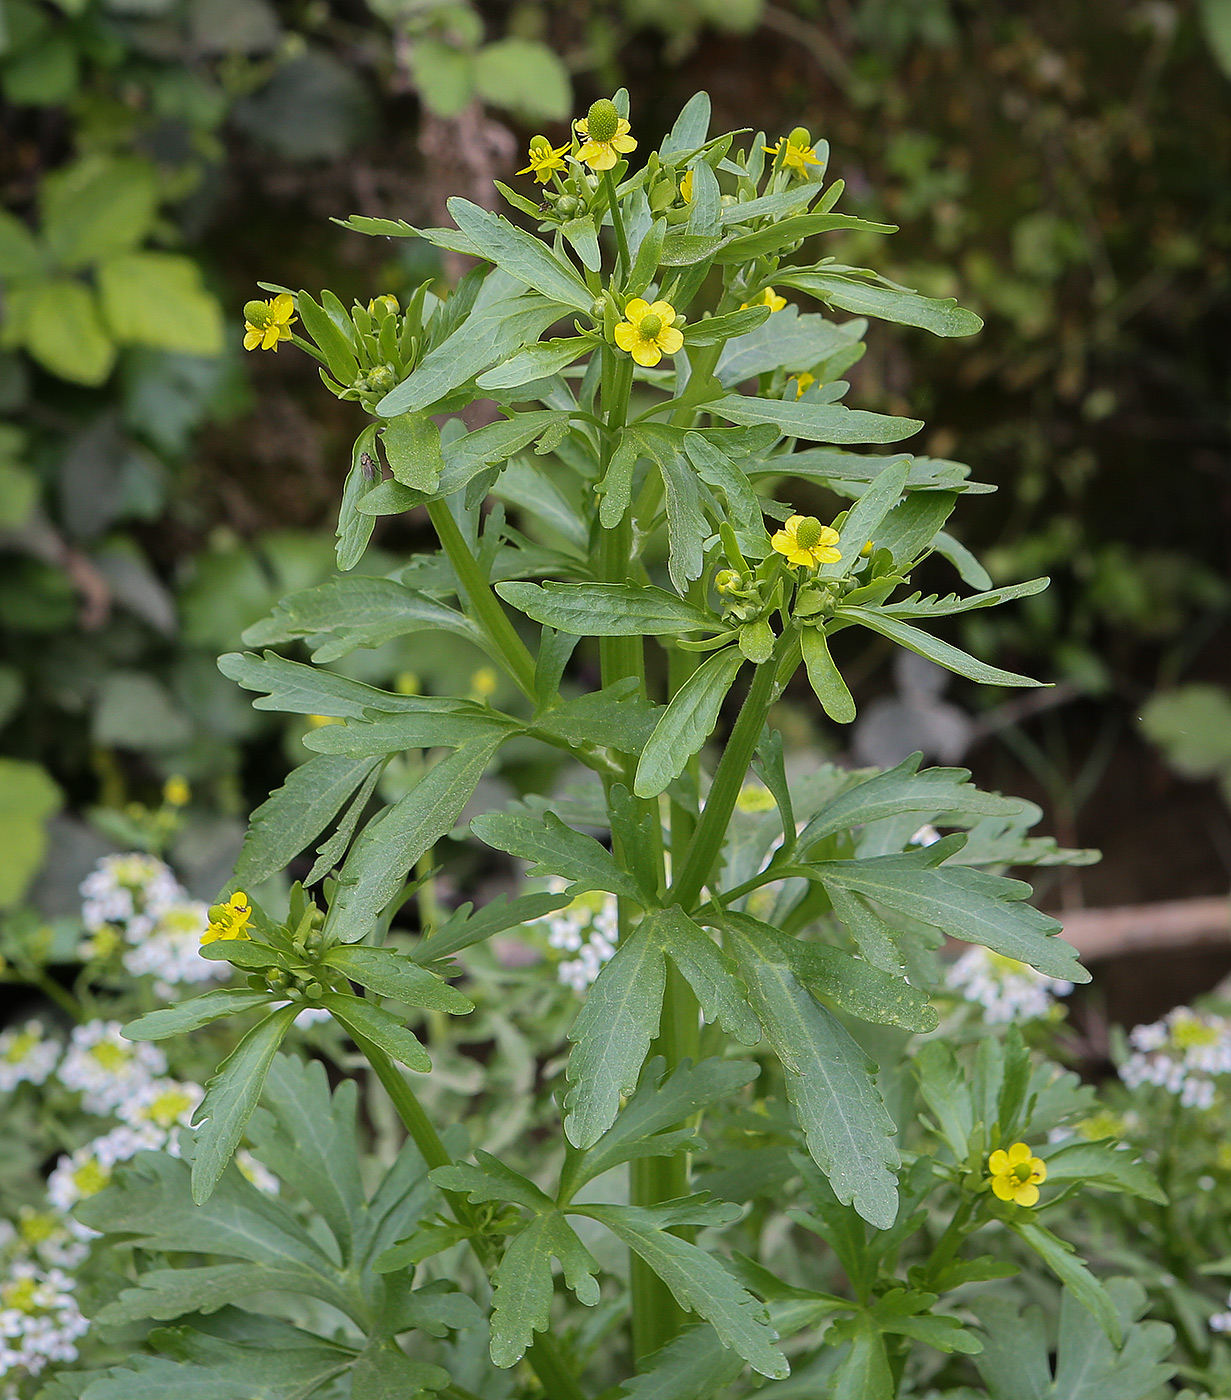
xmin=1051 ymin=896 xmax=1231 ymax=962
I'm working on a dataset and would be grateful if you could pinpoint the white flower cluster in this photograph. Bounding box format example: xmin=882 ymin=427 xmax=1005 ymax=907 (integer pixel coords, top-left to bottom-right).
xmin=1211 ymin=1291 xmax=1231 ymax=1335
xmin=78 ymin=853 xmax=218 ymax=995
xmin=0 ymin=1257 xmax=89 ymax=1387
xmin=532 ymin=879 xmax=619 ymax=992
xmin=1120 ymin=1008 xmax=1231 ymax=1110
xmin=945 ymin=946 xmax=1074 ymax=1024
xmin=0 ymin=1022 xmax=59 ymax=1094
xmin=55 ymin=1022 xmax=167 ymax=1115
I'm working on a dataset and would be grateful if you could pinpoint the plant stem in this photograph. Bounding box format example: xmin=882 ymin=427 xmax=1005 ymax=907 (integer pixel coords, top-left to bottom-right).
xmin=603 ymin=169 xmax=631 ymax=279
xmin=670 ymin=654 xmax=779 ymax=912
xmin=426 ymin=499 xmax=537 ymax=701
xmin=354 ymin=1032 xmax=587 ymax=1400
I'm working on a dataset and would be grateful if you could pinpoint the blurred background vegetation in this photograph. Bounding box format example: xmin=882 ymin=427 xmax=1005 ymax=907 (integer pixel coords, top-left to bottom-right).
xmin=2 ymin=0 xmax=1230 ymax=965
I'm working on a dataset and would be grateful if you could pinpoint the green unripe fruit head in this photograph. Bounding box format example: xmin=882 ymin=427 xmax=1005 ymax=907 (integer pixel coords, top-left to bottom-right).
xmin=789 ymin=126 xmax=812 ymax=147
xmin=529 ymin=134 xmax=551 ymax=153
xmin=639 ymin=313 xmax=662 ymax=338
xmin=244 ymin=300 xmax=272 ymax=327
xmin=794 ymin=516 xmax=823 ymax=549
xmin=586 ymin=99 xmax=620 ymax=144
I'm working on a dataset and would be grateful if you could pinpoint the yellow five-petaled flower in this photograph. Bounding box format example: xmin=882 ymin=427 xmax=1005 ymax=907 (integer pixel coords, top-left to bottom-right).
xmin=614 ymin=298 xmax=684 ymax=368
xmin=771 ymin=515 xmax=841 ymax=568
xmin=518 ymin=136 xmax=570 ymax=184
xmin=242 ymin=293 xmax=296 ymax=352
xmin=764 ymin=127 xmax=823 ymax=178
xmin=575 ymin=99 xmax=637 ymax=172
xmin=988 ymin=1142 xmax=1047 ymax=1207
xmin=201 ymin=891 xmax=253 ymax=945
xmin=740 ymin=287 xmax=787 ymax=313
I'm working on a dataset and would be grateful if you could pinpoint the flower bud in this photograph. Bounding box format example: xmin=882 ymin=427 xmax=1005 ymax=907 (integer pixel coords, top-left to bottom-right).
xmin=714 ymin=569 xmax=741 ymax=594
xmin=585 ymin=99 xmax=620 ymax=144
xmin=554 ymin=194 xmax=580 ymax=216
xmin=367 ymin=364 xmax=395 ymax=392
xmin=368 ymin=294 xmax=400 ymax=318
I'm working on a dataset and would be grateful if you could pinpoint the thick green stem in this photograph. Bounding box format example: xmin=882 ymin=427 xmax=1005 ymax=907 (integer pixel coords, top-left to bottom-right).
xmin=354 ymin=1033 xmax=587 ymax=1400
xmin=426 ymin=499 xmax=537 ymax=700
xmin=603 ymin=168 xmax=631 ymax=279
xmin=670 ymin=654 xmax=780 ymax=912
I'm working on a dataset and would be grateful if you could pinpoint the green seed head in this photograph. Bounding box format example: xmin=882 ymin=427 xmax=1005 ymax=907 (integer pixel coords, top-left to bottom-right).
xmin=639 ymin=313 xmax=662 ymax=338
xmin=243 ymin=300 xmax=272 ymax=327
xmin=788 ymin=126 xmax=812 ymax=148
xmin=586 ymin=99 xmax=620 ymax=144
xmin=529 ymin=134 xmax=551 ymax=153
xmin=794 ymin=516 xmax=823 ymax=549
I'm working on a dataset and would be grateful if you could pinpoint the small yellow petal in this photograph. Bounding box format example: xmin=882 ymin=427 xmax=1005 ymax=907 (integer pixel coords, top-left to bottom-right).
xmin=624 ymin=298 xmax=651 ymax=322
xmin=1007 ymin=1142 xmax=1032 ymax=1167
xmin=1014 ymin=1183 xmax=1040 ymax=1207
xmin=817 ymin=525 xmax=840 ymax=547
xmin=657 ymin=326 xmax=684 ymax=355
xmin=243 ymin=327 xmax=262 ymax=350
xmin=614 ymin=322 xmax=638 ymax=352
xmin=631 ymin=341 xmax=662 ymax=368
xmin=991 ymin=1175 xmax=1017 ymax=1201
xmin=815 ymin=545 xmax=842 ymax=564
xmin=1030 ymin=1159 xmax=1047 ymax=1184
xmin=261 ymin=324 xmax=280 ymax=350
xmin=987 ymin=1149 xmax=1010 ymax=1175
xmin=612 ymin=133 xmax=637 ymax=154
xmin=647 ymin=300 xmax=676 ymax=325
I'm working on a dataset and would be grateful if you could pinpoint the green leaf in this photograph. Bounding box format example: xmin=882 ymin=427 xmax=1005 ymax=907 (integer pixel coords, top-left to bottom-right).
xmin=823 ymin=884 xmax=904 ymax=973
xmin=564 ymin=922 xmax=667 ymax=1150
xmin=715 ymin=212 xmax=896 ymax=263
xmin=821 ymin=459 xmax=911 ymax=575
xmin=0 ymin=757 xmax=61 ymax=908
xmin=413 ymin=890 xmax=571 ymax=964
xmin=791 ymin=941 xmax=939 ymax=1033
xmin=476 ymin=336 xmax=590 ymax=390
xmin=836 ymin=604 xmax=1044 ymax=688
xmin=635 ymin=647 xmax=744 ymax=798
xmin=572 ymin=1056 xmax=760 ymax=1191
xmin=496 ymin=581 xmax=712 ymax=635
xmin=408 ymin=39 xmax=475 ymax=118
xmin=381 ymin=412 xmax=445 ymax=493
xmin=777 ymin=270 xmax=983 ymax=337
xmin=619 ymin=1323 xmax=745 ymax=1400
xmin=0 ymin=208 xmax=43 ymax=278
xmin=430 ymin=1150 xmax=555 ymax=1212
xmin=716 ymin=306 xmax=864 ymax=385
xmin=490 ymin=1214 xmax=600 ymax=1367
xmin=98 ymin=252 xmax=223 ymax=354
xmin=95 ymin=1263 xmax=326 ymax=1327
xmin=727 ymin=919 xmax=900 ymax=1229
xmin=712 ymin=393 xmax=921 ymax=445
xmin=533 ymin=679 xmax=662 ymax=754
xmin=320 ymin=992 xmax=431 ymax=1072
xmin=296 ymin=292 xmax=359 ymax=384
xmin=879 ymin=577 xmax=1050 ymax=619
xmin=375 ymin=293 xmax=566 ymax=417
xmin=1040 ymin=1140 xmax=1166 ymax=1204
xmin=1010 ymin=1221 xmax=1121 ymax=1345
xmin=303 ymin=708 xmax=516 ymax=756
xmin=796 ymin=753 xmax=1023 ymax=850
xmin=681 ymin=305 xmax=771 ymax=345
xmin=191 ymin=1004 xmax=300 ymax=1204
xmin=447 ymin=199 xmax=594 ymax=312
xmin=243 ymin=577 xmax=483 ymax=663
xmin=1050 ymin=1278 xmax=1175 ymax=1400
xmin=561 ymin=216 xmax=602 ymax=272
xmin=42 ymin=156 xmax=157 ymax=269
xmin=76 ymin=1340 xmax=350 ymax=1400
xmin=473 ymin=38 xmax=571 ymax=122
xmin=236 ymin=754 xmax=382 ymax=887
xmin=123 ymin=988 xmax=276 ymax=1042
xmin=652 ymin=907 xmax=761 ymax=1043
xmin=336 ymin=425 xmax=379 ymax=570
xmin=219 ymin=650 xmax=442 ymax=719
xmin=829 ymin=1315 xmax=895 ymax=1400
xmin=471 ymin=809 xmax=646 ymax=902
xmin=581 ymin=1202 xmax=788 ymax=1379
xmin=23 ymin=277 xmax=115 ymax=385
xmin=322 ymin=944 xmax=473 ymax=1014
xmin=327 ymin=736 xmax=504 ymax=942
xmin=660 ymin=91 xmax=711 ymax=156
xmin=801 ymin=627 xmax=855 ymax=723
xmin=811 ymin=840 xmax=1088 ymax=982
xmin=659 ymin=232 xmax=727 ymax=266
xmin=912 ymin=1041 xmax=975 ymax=1161
xmin=629 ymin=425 xmax=707 ymax=590
xmin=348 ymin=1337 xmax=450 ymax=1398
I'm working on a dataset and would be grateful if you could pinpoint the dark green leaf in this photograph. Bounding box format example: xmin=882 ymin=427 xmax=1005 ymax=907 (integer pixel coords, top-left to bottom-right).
xmin=533 ymin=678 xmax=663 ymax=754
xmin=651 ymin=907 xmax=761 ymax=1043
xmin=381 ymin=412 xmax=445 ymax=493
xmin=801 ymin=627 xmax=855 ymax=723
xmin=1010 ymin=1220 xmax=1121 ymax=1345
xmin=715 ymin=213 xmax=895 ymax=263
xmin=476 ymin=336 xmax=590 ymax=390
xmin=635 ymin=648 xmax=744 ymax=798
xmin=681 ymin=305 xmax=771 ymax=345
xmin=489 ymin=1214 xmax=600 ymax=1367
xmin=447 ymin=198 xmax=594 ymax=311
xmin=497 ymin=581 xmax=713 ymax=636
xmin=836 ymin=605 xmax=1044 ymax=688
xmin=296 ymin=292 xmax=359 ymax=383
xmin=303 ymin=708 xmax=516 ymax=757
xmin=321 ymin=992 xmax=431 ymax=1071
xmin=713 ymin=393 xmax=921 ymax=445
xmin=124 ymin=989 xmax=275 ymax=1042
xmin=336 ymin=424 xmax=379 ymax=570
xmin=413 ymin=890 xmax=571 ymax=964
xmin=322 ymin=944 xmax=473 ymax=1013
xmin=471 ymin=809 xmax=646 ymax=901
xmin=777 ymin=270 xmax=983 ymax=337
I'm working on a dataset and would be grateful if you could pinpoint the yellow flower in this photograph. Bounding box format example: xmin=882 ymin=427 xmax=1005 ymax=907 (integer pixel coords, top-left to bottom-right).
xmin=771 ymin=515 xmax=841 ymax=568
xmin=680 ymin=169 xmax=694 ymax=202
xmin=988 ymin=1142 xmax=1047 ymax=1207
xmin=306 ymin=713 xmax=342 ymax=729
xmin=201 ymin=891 xmax=252 ymax=945
xmin=518 ymin=136 xmax=570 ymax=184
xmin=614 ymin=298 xmax=684 ymax=368
xmin=791 ymin=372 xmax=816 ymax=398
xmin=242 ymin=293 xmax=296 ymax=352
xmin=575 ymin=99 xmax=637 ymax=172
xmin=740 ymin=287 xmax=787 ymax=313
xmin=764 ymin=127 xmax=823 ymax=178
xmin=163 ymin=774 xmax=190 ymax=807
xmin=470 ymin=667 xmax=498 ymax=700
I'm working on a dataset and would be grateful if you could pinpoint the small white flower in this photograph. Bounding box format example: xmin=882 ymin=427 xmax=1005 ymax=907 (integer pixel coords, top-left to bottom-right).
xmin=47 ymin=1124 xmax=163 ymax=1228
xmin=56 ymin=1022 xmax=166 ymax=1115
xmin=122 ymin=900 xmax=219 ymax=990
xmin=79 ymin=853 xmax=182 ymax=938
xmin=1211 ymin=1293 xmax=1231 ymax=1335
xmin=0 ymin=1023 xmax=59 ymax=1093
xmin=531 ymin=878 xmax=620 ymax=992
xmin=945 ymin=946 xmax=1073 ymax=1024
xmin=1119 ymin=1007 xmax=1231 ymax=1109
xmin=235 ymin=1150 xmax=280 ymax=1195
xmin=116 ymin=1078 xmax=202 ymax=1136
xmin=0 ymin=1260 xmax=89 ymax=1380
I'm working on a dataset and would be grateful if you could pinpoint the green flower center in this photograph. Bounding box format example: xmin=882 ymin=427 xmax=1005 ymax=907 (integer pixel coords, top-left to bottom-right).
xmin=1014 ymin=1162 xmax=1033 ymax=1182
xmin=89 ymin=1041 xmax=130 ymax=1071
xmin=794 ymin=517 xmax=823 ymax=549
xmin=244 ymin=300 xmax=273 ymax=328
xmin=72 ymin=1159 xmax=110 ymax=1196
xmin=3 ymin=1030 xmax=38 ymax=1063
xmin=639 ymin=313 xmax=662 ymax=338
xmin=2 ymin=1278 xmax=38 ymax=1313
xmin=586 ymin=99 xmax=620 ymax=144
xmin=1171 ymin=1015 xmax=1220 ymax=1049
